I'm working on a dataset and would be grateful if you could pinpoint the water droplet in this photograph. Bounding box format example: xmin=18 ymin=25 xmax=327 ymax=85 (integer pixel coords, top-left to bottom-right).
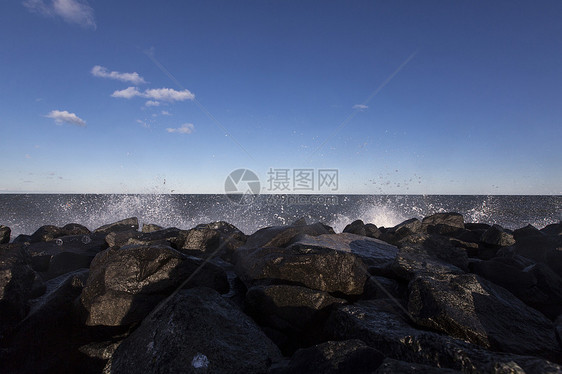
xmin=55 ymin=238 xmax=63 ymax=246
xmin=81 ymin=235 xmax=91 ymax=244
xmin=191 ymin=353 xmax=209 ymax=369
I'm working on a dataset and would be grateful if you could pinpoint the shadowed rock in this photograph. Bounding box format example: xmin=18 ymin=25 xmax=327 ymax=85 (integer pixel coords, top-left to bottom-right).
xmin=408 ymin=273 xmax=561 ymax=361
xmin=375 ymin=358 xmax=461 ymax=373
xmin=481 ymin=224 xmax=516 ymax=247
xmin=93 ymin=218 xmax=139 ymax=235
xmin=326 ymin=299 xmax=562 ymax=372
xmin=0 ymin=225 xmax=10 ymax=244
xmin=80 ymin=244 xmax=228 ymax=327
xmin=270 ymin=339 xmax=384 ymax=374
xmin=243 ymin=222 xmax=334 ymax=249
xmin=104 ymin=287 xmax=282 ymax=374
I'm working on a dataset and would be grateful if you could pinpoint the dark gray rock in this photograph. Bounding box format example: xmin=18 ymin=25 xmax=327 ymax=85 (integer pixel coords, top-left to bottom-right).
xmin=291 ymin=217 xmax=308 ymax=226
xmin=174 ymin=227 xmax=221 ymax=256
xmin=234 ymin=236 xmax=370 ymax=296
xmin=375 ymin=358 xmax=461 ymax=373
xmin=244 ymin=222 xmax=334 ymax=249
xmin=524 ymin=263 xmax=562 ymax=319
xmin=555 ymin=315 xmax=562 ymax=348
xmin=365 ymin=223 xmax=382 ymax=239
xmin=0 ymin=225 xmax=10 ymax=244
xmin=512 ymin=225 xmax=562 ymax=275
xmin=380 ymin=218 xmax=422 ymax=245
xmin=0 ymin=243 xmax=35 ymax=336
xmin=362 ymin=276 xmax=404 ymax=300
xmin=1 ymin=270 xmax=89 ymax=373
xmin=61 ymin=223 xmax=91 ymax=236
xmin=541 ymin=222 xmax=562 ymax=236
xmin=481 ymin=224 xmax=516 ymax=247
xmin=105 ymin=227 xmax=181 ymax=249
xmin=30 ymin=225 xmax=63 ymax=242
xmin=93 ymin=217 xmax=139 ymax=235
xmin=289 ymin=233 xmax=398 ymax=275
xmin=80 ymin=244 xmax=228 ymax=327
xmin=407 ymin=273 xmax=561 ymax=361
xmin=141 ymin=223 xmax=163 ymax=233
xmin=193 ymin=221 xmax=248 ymax=260
xmin=326 ymin=299 xmax=562 ymax=372
xmin=343 ymin=220 xmax=367 ymax=236
xmin=422 ymin=212 xmax=465 ymax=231
xmin=26 ymin=234 xmax=106 ymax=277
xmin=245 ymin=284 xmax=345 ymax=337
xmin=104 ymin=287 xmax=282 ymax=374
xmin=270 ymin=340 xmax=384 ymax=374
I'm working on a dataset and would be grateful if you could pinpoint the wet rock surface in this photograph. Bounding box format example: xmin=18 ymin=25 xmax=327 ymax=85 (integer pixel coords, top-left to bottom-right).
xmin=0 ymin=215 xmax=561 ymax=373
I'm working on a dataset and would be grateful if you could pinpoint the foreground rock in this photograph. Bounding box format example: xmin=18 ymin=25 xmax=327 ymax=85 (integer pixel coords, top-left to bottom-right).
xmin=271 ymin=339 xmax=385 ymax=374
xmin=105 ymin=287 xmax=282 ymax=374
xmin=408 ymin=273 xmax=561 ymax=361
xmin=79 ymin=244 xmax=228 ymax=327
xmin=326 ymin=299 xmax=562 ymax=373
xmin=0 ymin=225 xmax=10 ymax=244
xmin=0 ymin=243 xmax=35 ymax=336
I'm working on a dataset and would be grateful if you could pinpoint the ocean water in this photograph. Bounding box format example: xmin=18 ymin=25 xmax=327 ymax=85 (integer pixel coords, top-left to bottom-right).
xmin=0 ymin=194 xmax=560 ymax=239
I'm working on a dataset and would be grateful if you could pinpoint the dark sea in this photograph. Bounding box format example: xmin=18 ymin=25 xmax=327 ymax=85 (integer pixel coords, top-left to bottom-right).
xmin=0 ymin=194 xmax=560 ymax=239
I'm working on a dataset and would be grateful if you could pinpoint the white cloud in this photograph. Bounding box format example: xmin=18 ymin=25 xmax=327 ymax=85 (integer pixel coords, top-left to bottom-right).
xmin=91 ymin=65 xmax=146 ymax=85
xmin=136 ymin=119 xmax=150 ymax=128
xmin=353 ymin=104 xmax=368 ymax=110
xmin=161 ymin=111 xmax=171 ymax=116
xmin=25 ymin=154 xmax=32 ymax=159
xmin=111 ymin=86 xmax=195 ymax=102
xmin=23 ymin=0 xmax=96 ymax=30
xmin=145 ymin=100 xmax=160 ymax=107
xmin=45 ymin=110 xmax=86 ymax=127
xmin=166 ymin=123 xmax=194 ymax=134
xmin=111 ymin=86 xmax=141 ymax=99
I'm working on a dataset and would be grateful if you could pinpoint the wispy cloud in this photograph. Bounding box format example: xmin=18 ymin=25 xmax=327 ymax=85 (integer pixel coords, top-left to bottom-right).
xmin=136 ymin=119 xmax=150 ymax=128
xmin=112 ymin=87 xmax=195 ymax=102
xmin=166 ymin=123 xmax=194 ymax=134
xmin=161 ymin=110 xmax=171 ymax=116
xmin=23 ymin=0 xmax=96 ymax=30
xmin=145 ymin=100 xmax=160 ymax=107
xmin=91 ymin=65 xmax=146 ymax=84
xmin=45 ymin=110 xmax=86 ymax=127
xmin=353 ymin=104 xmax=368 ymax=110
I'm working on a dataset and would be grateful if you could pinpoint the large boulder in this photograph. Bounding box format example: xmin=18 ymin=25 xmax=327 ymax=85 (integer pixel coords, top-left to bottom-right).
xmin=105 ymin=227 xmax=181 ymax=249
xmin=407 ymin=273 xmax=561 ymax=361
xmin=343 ymin=220 xmax=367 ymax=236
xmin=326 ymin=299 xmax=562 ymax=372
xmin=288 ymin=233 xmax=398 ymax=275
xmin=234 ymin=237 xmax=369 ymax=296
xmin=421 ymin=212 xmax=465 ymax=236
xmin=271 ymin=339 xmax=385 ymax=374
xmin=0 ymin=225 xmax=10 ymax=244
xmin=93 ymin=217 xmax=138 ymax=235
xmin=25 ymin=234 xmax=107 ymax=278
xmin=104 ymin=287 xmax=282 ymax=374
xmin=375 ymin=358 xmax=461 ymax=373
xmin=481 ymin=224 xmax=516 ymax=247
xmin=79 ymin=244 xmax=228 ymax=327
xmin=0 ymin=243 xmax=36 ymax=336
xmin=379 ymin=218 xmax=422 ymax=245
xmin=245 ymin=284 xmax=346 ymax=348
xmin=1 ymin=270 xmax=90 ymax=373
xmin=391 ymin=246 xmax=466 ymax=282
xmin=243 ymin=222 xmax=334 ymax=249
xmin=512 ymin=225 xmax=562 ymax=274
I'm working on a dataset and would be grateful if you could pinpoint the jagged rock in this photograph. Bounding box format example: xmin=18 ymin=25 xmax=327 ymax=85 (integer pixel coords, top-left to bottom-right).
xmin=288 ymin=233 xmax=398 ymax=275
xmin=541 ymin=222 xmax=562 ymax=236
xmin=365 ymin=223 xmax=382 ymax=239
xmin=407 ymin=273 xmax=561 ymax=361
xmin=25 ymin=234 xmax=106 ymax=277
xmin=326 ymin=299 xmax=562 ymax=372
xmin=524 ymin=263 xmax=562 ymax=319
xmin=291 ymin=217 xmax=308 ymax=226
xmin=0 ymin=243 xmax=36 ymax=336
xmin=78 ymin=340 xmax=123 ymax=374
xmin=234 ymin=235 xmax=371 ymax=296
xmin=104 ymin=287 xmax=282 ymax=374
xmin=379 ymin=218 xmax=422 ymax=245
xmin=243 ymin=222 xmax=334 ymax=249
xmin=481 ymin=224 xmax=516 ymax=247
xmin=141 ymin=223 xmax=163 ymax=233
xmin=422 ymin=212 xmax=464 ymax=232
xmin=512 ymin=224 xmax=562 ymax=275
xmin=245 ymin=284 xmax=345 ymax=341
xmin=465 ymin=222 xmax=492 ymax=231
xmin=375 ymin=358 xmax=461 ymax=373
xmin=0 ymin=226 xmax=10 ymax=244
xmin=555 ymin=314 xmax=562 ymax=347
xmin=1 ymin=270 xmax=89 ymax=373
xmin=105 ymin=227 xmax=181 ymax=249
xmin=11 ymin=234 xmax=31 ymax=244
xmin=30 ymin=225 xmax=63 ymax=242
xmin=93 ymin=217 xmax=139 ymax=235
xmin=270 ymin=340 xmax=384 ymax=374
xmin=362 ymin=276 xmax=404 ymax=300
xmin=80 ymin=244 xmax=229 ymax=327
xmin=194 ymin=221 xmax=247 ymax=258
xmin=174 ymin=227 xmax=221 ymax=256
xmin=61 ymin=223 xmax=91 ymax=236
xmin=343 ymin=220 xmax=367 ymax=236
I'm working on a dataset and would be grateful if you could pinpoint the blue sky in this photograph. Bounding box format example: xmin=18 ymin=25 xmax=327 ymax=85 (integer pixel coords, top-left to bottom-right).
xmin=1 ymin=0 xmax=561 ymax=194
